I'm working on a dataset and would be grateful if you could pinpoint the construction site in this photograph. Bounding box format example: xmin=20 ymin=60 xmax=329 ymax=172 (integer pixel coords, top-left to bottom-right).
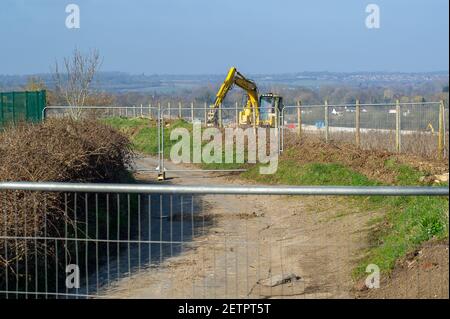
xmin=0 ymin=1 xmax=449 ymax=309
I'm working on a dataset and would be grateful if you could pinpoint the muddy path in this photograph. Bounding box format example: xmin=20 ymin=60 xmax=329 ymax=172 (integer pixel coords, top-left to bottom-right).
xmin=91 ymin=155 xmax=376 ymax=299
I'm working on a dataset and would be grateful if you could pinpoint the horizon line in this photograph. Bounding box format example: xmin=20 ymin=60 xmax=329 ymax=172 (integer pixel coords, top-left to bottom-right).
xmin=1 ymin=70 xmax=449 ymax=77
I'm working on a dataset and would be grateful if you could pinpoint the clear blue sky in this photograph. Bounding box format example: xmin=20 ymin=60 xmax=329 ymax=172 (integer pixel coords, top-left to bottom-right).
xmin=0 ymin=0 xmax=448 ymax=74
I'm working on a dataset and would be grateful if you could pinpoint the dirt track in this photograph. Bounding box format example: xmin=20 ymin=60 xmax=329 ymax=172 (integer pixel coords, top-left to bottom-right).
xmin=95 ymin=156 xmax=379 ymax=299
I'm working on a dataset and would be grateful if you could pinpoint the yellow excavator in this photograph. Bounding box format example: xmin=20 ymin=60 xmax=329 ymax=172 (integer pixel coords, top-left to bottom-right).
xmin=207 ymin=67 xmax=284 ymax=128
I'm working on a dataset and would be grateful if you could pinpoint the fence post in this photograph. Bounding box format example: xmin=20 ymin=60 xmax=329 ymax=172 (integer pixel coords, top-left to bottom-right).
xmin=219 ymin=103 xmax=223 ymax=128
xmin=235 ymin=101 xmax=239 ymax=127
xmin=149 ymin=104 xmax=152 ymax=119
xmin=140 ymin=104 xmax=143 ymax=117
xmin=191 ymin=102 xmax=194 ymax=123
xmin=355 ymin=99 xmax=361 ymax=148
xmin=324 ymin=100 xmax=329 ymax=142
xmin=168 ymin=102 xmax=171 ymax=120
xmin=275 ymin=102 xmax=279 ymax=153
xmin=204 ymin=102 xmax=207 ymax=126
xmin=438 ymin=100 xmax=445 ymax=160
xmin=297 ymin=100 xmax=302 ymax=137
xmin=396 ymin=99 xmax=401 ymax=153
xmin=178 ymin=102 xmax=182 ymax=119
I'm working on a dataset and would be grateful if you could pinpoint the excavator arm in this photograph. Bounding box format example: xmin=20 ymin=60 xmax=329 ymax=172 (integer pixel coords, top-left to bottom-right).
xmin=207 ymin=67 xmax=259 ymax=126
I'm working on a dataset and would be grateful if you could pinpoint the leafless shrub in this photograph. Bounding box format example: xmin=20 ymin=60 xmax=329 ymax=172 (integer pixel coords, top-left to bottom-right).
xmin=53 ymin=49 xmax=102 ymax=119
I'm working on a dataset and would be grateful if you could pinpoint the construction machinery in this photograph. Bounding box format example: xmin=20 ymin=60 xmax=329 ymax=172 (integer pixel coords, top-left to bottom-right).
xmin=207 ymin=67 xmax=284 ymax=128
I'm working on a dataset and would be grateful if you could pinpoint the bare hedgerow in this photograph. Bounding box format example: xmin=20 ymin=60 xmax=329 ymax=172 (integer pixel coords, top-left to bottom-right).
xmin=0 ymin=118 xmax=133 ymax=292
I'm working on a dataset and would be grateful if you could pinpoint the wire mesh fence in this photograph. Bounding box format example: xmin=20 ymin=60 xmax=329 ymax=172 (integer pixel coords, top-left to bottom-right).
xmin=282 ymin=101 xmax=447 ymax=158
xmin=0 ymin=183 xmax=447 ymax=299
xmin=43 ymin=100 xmax=448 ymax=159
xmin=44 ymin=103 xmax=244 ymax=128
xmin=44 ymin=105 xmax=158 ymax=120
xmin=0 ymin=190 xmax=202 ymax=298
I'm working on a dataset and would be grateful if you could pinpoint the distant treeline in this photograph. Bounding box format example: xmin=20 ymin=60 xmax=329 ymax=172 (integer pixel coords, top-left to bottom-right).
xmin=112 ymin=82 xmax=449 ymax=108
xmin=1 ymin=71 xmax=448 ymax=107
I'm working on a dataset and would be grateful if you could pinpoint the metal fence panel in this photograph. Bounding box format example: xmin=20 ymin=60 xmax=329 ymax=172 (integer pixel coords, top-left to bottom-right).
xmin=42 ymin=101 xmax=447 ymax=161
xmin=282 ymin=102 xmax=445 ymax=158
xmin=0 ymin=183 xmax=447 ymax=299
xmin=43 ymin=105 xmax=158 ymax=120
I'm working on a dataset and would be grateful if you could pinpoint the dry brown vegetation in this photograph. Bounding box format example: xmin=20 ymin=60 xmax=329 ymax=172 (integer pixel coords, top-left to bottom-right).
xmin=0 ymin=118 xmax=132 ymax=182
xmin=0 ymin=119 xmax=132 ymax=292
xmin=335 ymin=130 xmax=447 ymax=160
xmin=283 ymin=131 xmax=448 ymax=184
xmin=294 ymin=129 xmax=448 ymax=161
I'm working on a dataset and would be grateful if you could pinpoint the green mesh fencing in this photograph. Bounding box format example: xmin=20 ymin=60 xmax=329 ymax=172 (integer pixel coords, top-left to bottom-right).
xmin=0 ymin=90 xmax=46 ymax=129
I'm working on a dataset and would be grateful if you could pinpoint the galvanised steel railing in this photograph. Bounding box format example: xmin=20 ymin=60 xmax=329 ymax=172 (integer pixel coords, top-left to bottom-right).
xmin=0 ymin=182 xmax=448 ymax=196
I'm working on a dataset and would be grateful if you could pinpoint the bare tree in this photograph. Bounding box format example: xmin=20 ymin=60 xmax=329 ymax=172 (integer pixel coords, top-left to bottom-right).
xmin=53 ymin=48 xmax=102 ymax=119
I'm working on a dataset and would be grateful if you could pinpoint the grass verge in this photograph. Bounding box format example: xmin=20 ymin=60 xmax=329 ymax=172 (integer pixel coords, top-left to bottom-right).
xmin=243 ymin=159 xmax=448 ymax=278
xmin=103 ymin=117 xmax=245 ymax=170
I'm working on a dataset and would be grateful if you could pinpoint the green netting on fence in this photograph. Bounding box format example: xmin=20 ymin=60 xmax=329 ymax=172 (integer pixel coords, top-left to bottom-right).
xmin=0 ymin=90 xmax=46 ymax=128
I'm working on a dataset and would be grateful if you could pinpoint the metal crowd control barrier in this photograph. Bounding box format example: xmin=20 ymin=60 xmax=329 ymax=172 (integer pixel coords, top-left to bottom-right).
xmin=0 ymin=182 xmax=447 ymax=299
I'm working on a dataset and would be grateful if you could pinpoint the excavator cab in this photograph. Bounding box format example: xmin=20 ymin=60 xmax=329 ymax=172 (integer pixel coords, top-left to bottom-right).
xmin=258 ymin=93 xmax=284 ymax=127
xmin=239 ymin=94 xmax=284 ymax=128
